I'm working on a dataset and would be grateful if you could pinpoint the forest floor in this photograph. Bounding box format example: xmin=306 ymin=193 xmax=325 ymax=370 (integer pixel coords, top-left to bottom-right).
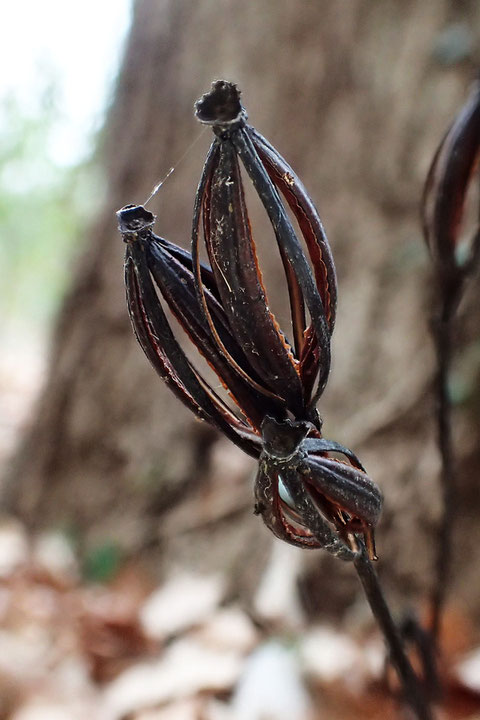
xmin=0 ymin=519 xmax=479 ymax=720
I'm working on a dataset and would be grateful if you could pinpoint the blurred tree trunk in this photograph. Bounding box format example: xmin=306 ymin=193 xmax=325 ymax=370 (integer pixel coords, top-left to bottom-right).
xmin=4 ymin=0 xmax=480 ymax=616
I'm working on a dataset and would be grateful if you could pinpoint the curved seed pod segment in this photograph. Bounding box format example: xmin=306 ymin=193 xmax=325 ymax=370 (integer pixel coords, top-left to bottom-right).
xmin=249 ymin=128 xmax=337 ymax=401
xmin=145 ymin=231 xmax=287 ymax=428
xmin=254 ymin=461 xmax=355 ymax=560
xmin=422 ymin=79 xmax=480 ymax=278
xmin=256 ymin=417 xmax=382 ymax=561
xmin=191 ymin=143 xmax=289 ymax=421
xmin=194 ymin=80 xmax=335 ymax=418
xmin=300 ymin=453 xmax=382 ymax=562
xmin=118 ymin=204 xmax=261 ymax=458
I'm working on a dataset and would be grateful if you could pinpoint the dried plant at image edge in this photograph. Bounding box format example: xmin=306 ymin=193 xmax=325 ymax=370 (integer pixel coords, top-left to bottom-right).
xmin=118 ymin=81 xmax=433 ymax=719
xmin=422 ymin=77 xmax=480 ymax=646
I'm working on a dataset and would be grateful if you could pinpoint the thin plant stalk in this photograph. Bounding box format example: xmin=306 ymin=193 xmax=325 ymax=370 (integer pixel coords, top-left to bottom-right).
xmin=354 ymin=546 xmax=434 ymax=720
xmin=429 ymin=239 xmax=480 ymax=643
xmin=429 ymin=291 xmax=457 ymax=645
xmin=422 ymin=79 xmax=480 ymax=646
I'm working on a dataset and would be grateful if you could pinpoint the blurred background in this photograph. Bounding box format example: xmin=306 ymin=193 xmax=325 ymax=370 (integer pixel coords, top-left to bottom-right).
xmin=1 ymin=1 xmax=480 ymax=718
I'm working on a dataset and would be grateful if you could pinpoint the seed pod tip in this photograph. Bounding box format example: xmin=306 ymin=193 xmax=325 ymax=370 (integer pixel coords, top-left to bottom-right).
xmin=195 ymin=80 xmax=246 ymax=126
xmin=117 ymin=204 xmax=156 ymax=235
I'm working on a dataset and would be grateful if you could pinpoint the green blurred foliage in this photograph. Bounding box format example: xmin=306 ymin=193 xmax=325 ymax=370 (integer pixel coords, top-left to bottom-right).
xmin=83 ymin=541 xmax=123 ymax=583
xmin=0 ymin=78 xmax=103 ymax=338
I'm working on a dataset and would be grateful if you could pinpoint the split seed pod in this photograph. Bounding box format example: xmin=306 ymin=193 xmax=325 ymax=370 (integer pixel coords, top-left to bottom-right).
xmin=193 ymin=80 xmax=336 ymax=422
xmin=118 ymin=80 xmax=382 ymax=560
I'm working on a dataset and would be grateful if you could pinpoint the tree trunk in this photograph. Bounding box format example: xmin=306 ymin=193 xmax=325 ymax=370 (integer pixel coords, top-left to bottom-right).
xmin=5 ymin=0 xmax=480 ymax=616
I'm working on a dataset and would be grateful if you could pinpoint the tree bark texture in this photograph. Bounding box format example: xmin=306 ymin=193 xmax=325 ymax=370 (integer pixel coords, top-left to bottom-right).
xmin=4 ymin=0 xmax=480 ymax=618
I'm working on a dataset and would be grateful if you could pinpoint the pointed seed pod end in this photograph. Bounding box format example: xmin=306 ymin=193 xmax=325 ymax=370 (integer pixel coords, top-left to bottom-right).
xmin=195 ymin=80 xmax=247 ymax=126
xmin=117 ymin=204 xmax=156 ymax=239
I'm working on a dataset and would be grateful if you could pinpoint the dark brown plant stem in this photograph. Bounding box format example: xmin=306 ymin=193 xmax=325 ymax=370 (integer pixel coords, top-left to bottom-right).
xmin=429 ymin=283 xmax=460 ymax=646
xmin=354 ymin=546 xmax=434 ymax=720
xmin=421 ymin=77 xmax=480 ymax=647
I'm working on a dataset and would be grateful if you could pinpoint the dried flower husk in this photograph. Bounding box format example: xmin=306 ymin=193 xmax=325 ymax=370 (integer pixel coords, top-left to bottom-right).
xmin=118 ymin=81 xmax=382 ymax=560
xmin=193 ymin=80 xmax=337 ymax=418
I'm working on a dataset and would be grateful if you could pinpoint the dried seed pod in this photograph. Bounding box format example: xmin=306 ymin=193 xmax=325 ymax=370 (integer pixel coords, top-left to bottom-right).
xmin=255 ymin=417 xmax=382 ymax=560
xmin=194 ymin=80 xmax=336 ymax=416
xmin=118 ymin=81 xmax=381 ymax=561
xmin=118 ymin=203 xmax=261 ymax=458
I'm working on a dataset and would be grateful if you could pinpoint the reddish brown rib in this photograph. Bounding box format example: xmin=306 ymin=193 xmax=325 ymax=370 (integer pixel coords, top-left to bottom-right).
xmin=146 ymin=239 xmax=287 ymax=428
xmin=125 ymin=248 xmax=261 ymax=457
xmin=250 ymin=129 xmax=337 ymax=331
xmin=278 ymin=243 xmax=307 ymax=357
xmin=192 ymin=142 xmax=287 ymax=411
xmin=279 ymin=499 xmax=322 ymax=548
xmin=255 ymin=465 xmax=320 ymax=548
xmin=204 ymin=140 xmax=306 ymax=415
